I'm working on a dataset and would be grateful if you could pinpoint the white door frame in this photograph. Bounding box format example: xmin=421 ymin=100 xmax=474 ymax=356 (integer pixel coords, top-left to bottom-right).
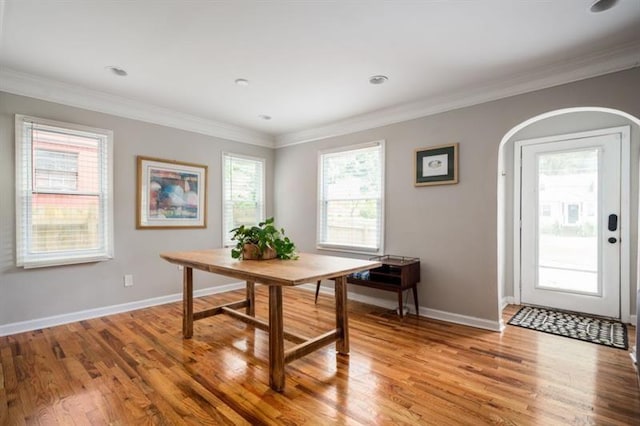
xmin=513 ymin=125 xmax=630 ymax=318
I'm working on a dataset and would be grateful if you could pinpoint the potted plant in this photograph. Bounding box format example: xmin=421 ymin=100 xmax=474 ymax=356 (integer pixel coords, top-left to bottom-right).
xmin=230 ymin=217 xmax=298 ymax=260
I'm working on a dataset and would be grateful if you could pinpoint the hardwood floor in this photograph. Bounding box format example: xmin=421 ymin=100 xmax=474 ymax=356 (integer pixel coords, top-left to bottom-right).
xmin=1 ymin=286 xmax=639 ymax=425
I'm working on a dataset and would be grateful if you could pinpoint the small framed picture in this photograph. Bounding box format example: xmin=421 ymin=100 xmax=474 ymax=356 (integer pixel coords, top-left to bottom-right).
xmin=136 ymin=156 xmax=208 ymax=229
xmin=414 ymin=143 xmax=459 ymax=186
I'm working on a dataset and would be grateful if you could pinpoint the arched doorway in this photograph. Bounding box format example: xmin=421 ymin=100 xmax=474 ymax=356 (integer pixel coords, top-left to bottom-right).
xmin=497 ymin=107 xmax=640 ymax=327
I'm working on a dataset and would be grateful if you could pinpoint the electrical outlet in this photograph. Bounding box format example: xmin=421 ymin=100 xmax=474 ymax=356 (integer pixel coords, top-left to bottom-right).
xmin=124 ymin=274 xmax=134 ymax=287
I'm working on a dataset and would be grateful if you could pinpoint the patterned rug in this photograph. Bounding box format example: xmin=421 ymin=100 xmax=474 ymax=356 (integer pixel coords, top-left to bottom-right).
xmin=508 ymin=306 xmax=628 ymax=350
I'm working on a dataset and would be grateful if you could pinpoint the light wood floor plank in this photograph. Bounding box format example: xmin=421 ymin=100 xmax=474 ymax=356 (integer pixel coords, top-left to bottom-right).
xmin=1 ymin=286 xmax=638 ymax=425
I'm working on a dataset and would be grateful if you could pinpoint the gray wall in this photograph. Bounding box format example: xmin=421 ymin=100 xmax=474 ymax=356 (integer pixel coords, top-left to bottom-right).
xmin=0 ymin=92 xmax=274 ymax=325
xmin=2 ymin=67 xmax=639 ymax=328
xmin=275 ymin=67 xmax=640 ymax=323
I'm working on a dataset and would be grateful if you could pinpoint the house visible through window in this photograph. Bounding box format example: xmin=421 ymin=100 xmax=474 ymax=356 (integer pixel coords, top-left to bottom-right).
xmin=15 ymin=115 xmax=114 ymax=268
xmin=222 ymin=152 xmax=265 ymax=245
xmin=317 ymin=141 xmax=385 ymax=254
xmin=35 ymin=149 xmax=79 ymax=191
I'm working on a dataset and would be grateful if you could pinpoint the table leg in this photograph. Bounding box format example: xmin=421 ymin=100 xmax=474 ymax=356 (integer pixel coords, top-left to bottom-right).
xmin=183 ymin=267 xmax=193 ymax=338
xmin=397 ymin=290 xmax=404 ymax=318
xmin=335 ymin=275 xmax=349 ymax=354
xmin=269 ymin=285 xmax=285 ymax=391
xmin=412 ymin=285 xmax=419 ymax=317
xmin=246 ymin=280 xmax=255 ymax=316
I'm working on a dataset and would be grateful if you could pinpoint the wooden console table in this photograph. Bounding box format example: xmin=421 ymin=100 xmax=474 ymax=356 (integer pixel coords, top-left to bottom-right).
xmin=160 ymin=248 xmax=380 ymax=392
xmin=315 ymin=255 xmax=420 ymax=318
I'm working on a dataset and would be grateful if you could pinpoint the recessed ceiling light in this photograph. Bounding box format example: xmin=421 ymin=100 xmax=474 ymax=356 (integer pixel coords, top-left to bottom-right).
xmin=369 ymin=75 xmax=388 ymax=85
xmin=258 ymin=114 xmax=272 ymax=121
xmin=106 ymin=66 xmax=128 ymax=77
xmin=590 ymin=0 xmax=618 ymax=13
xmin=235 ymin=78 xmax=249 ymax=86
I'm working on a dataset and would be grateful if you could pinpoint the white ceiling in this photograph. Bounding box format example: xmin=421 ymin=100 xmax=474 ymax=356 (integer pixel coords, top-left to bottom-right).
xmin=1 ymin=1 xmax=639 ymax=148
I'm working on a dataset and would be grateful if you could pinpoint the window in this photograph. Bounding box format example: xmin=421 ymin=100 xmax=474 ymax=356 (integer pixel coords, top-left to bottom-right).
xmin=222 ymin=153 xmax=265 ymax=246
xmin=35 ymin=149 xmax=79 ymax=191
xmin=15 ymin=115 xmax=114 ymax=268
xmin=317 ymin=141 xmax=384 ymax=253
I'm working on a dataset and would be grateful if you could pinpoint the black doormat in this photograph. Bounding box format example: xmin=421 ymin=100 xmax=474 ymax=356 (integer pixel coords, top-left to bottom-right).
xmin=508 ymin=306 xmax=628 ymax=350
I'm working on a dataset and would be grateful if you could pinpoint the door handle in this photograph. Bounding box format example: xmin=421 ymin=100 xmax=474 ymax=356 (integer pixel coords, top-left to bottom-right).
xmin=608 ymin=237 xmax=617 ymax=244
xmin=608 ymin=214 xmax=618 ymax=232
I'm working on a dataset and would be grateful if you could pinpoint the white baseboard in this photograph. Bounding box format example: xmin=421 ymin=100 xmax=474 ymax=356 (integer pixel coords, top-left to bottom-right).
xmin=499 ymin=318 xmax=507 ymax=332
xmin=300 ymin=282 xmax=400 ymax=311
xmin=630 ymin=315 xmax=637 ymax=327
xmin=0 ymin=282 xmax=246 ymax=337
xmin=304 ymin=283 xmax=503 ymax=332
xmin=420 ymin=307 xmax=503 ymax=332
xmin=2 ymin=281 xmax=508 ymax=337
xmin=501 ymin=296 xmax=515 ymax=309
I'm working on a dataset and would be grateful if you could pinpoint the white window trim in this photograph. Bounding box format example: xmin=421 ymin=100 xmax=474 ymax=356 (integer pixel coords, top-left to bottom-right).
xmin=15 ymin=114 xmax=114 ymax=268
xmin=221 ymin=151 xmax=266 ymax=247
xmin=316 ymin=140 xmax=385 ymax=255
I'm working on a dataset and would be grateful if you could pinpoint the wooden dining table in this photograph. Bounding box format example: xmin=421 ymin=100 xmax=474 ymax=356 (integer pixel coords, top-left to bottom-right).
xmin=160 ymin=248 xmax=380 ymax=391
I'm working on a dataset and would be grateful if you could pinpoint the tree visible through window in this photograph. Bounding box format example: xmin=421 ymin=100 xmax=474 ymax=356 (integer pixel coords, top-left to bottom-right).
xmin=317 ymin=141 xmax=384 ymax=253
xmin=15 ymin=115 xmax=113 ymax=268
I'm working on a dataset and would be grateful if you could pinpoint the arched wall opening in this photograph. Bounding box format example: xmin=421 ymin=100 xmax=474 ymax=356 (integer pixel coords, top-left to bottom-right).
xmin=497 ymin=107 xmax=640 ymax=327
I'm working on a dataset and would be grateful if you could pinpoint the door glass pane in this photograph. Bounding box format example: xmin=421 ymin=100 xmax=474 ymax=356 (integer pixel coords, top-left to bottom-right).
xmin=537 ymin=149 xmax=598 ymax=294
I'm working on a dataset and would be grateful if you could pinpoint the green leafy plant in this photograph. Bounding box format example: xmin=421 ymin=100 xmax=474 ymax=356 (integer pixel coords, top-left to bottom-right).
xmin=230 ymin=217 xmax=298 ymax=260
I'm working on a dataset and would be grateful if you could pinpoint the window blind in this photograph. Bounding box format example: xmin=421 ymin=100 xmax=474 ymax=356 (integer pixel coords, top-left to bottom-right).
xmin=222 ymin=153 xmax=265 ymax=246
xmin=317 ymin=141 xmax=384 ymax=253
xmin=15 ymin=115 xmax=114 ymax=268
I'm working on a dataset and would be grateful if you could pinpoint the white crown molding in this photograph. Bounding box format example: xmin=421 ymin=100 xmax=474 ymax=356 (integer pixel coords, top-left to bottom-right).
xmin=0 ymin=282 xmax=245 ymax=337
xmin=275 ymin=41 xmax=640 ymax=148
xmin=0 ymin=68 xmax=275 ymax=148
xmin=3 ymin=40 xmax=639 ymax=150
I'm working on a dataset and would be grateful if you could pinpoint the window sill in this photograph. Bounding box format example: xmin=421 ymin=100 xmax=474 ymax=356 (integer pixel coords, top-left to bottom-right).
xmin=316 ymin=245 xmax=383 ymax=257
xmin=19 ymin=254 xmax=113 ymax=269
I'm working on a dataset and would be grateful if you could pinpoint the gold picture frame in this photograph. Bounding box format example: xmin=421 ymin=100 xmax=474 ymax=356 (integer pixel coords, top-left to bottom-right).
xmin=414 ymin=143 xmax=459 ymax=186
xmin=136 ymin=156 xmax=207 ymax=229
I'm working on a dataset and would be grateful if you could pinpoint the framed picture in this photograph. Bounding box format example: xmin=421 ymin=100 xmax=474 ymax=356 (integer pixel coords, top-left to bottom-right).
xmin=414 ymin=143 xmax=459 ymax=186
xmin=136 ymin=156 xmax=207 ymax=229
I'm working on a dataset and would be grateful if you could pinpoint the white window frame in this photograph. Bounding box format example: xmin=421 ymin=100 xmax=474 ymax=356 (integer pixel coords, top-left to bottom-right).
xmin=221 ymin=152 xmax=266 ymax=246
xmin=317 ymin=140 xmax=385 ymax=255
xmin=15 ymin=115 xmax=114 ymax=268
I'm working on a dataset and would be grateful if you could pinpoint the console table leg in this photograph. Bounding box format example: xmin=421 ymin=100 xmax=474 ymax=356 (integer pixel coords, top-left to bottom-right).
xmin=412 ymin=286 xmax=419 ymax=317
xmin=269 ymin=285 xmax=285 ymax=391
xmin=397 ymin=290 xmax=404 ymax=318
xmin=183 ymin=267 xmax=193 ymax=338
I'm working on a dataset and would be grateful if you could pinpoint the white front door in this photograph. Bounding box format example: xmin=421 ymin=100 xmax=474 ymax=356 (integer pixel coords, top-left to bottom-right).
xmin=518 ymin=129 xmax=623 ymax=318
